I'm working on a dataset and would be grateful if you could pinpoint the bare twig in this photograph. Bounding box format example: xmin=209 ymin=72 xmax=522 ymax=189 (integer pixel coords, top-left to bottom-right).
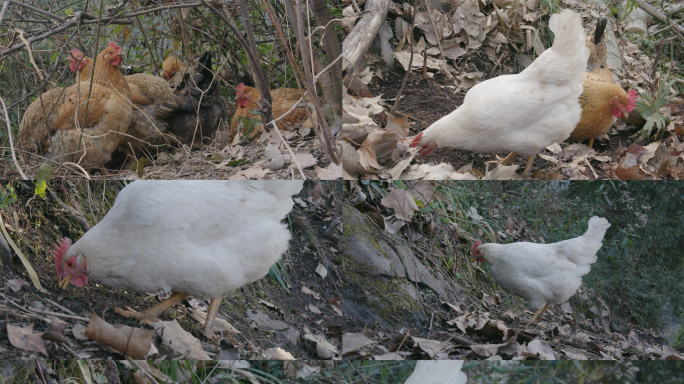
xmin=391 ymin=9 xmax=415 ymax=115
xmin=10 ymin=0 xmax=66 ymax=23
xmin=270 ymin=121 xmax=306 ymax=180
xmin=0 ymin=0 xmax=11 ymax=27
xmin=0 ymin=94 xmax=27 ymax=180
xmin=424 ymin=0 xmax=445 ymax=61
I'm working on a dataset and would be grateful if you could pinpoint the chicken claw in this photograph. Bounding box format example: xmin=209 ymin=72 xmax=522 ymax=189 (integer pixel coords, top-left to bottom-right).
xmin=114 ymin=293 xmax=189 ymax=324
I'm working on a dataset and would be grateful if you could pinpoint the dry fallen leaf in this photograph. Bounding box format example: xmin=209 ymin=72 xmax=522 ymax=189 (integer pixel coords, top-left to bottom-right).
xmin=149 ymin=319 xmax=210 ymax=359
xmin=84 ymin=313 xmax=155 ymax=359
xmin=7 ymin=323 xmax=48 ymax=357
xmin=380 ymin=188 xmax=419 ymax=221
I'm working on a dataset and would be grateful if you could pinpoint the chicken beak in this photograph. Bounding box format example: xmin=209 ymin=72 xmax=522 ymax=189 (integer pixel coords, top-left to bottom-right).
xmin=58 ymin=275 xmax=72 ymax=290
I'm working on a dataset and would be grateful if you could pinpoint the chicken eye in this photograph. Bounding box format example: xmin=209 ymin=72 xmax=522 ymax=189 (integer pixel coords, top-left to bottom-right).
xmin=67 ymin=261 xmax=73 ymax=267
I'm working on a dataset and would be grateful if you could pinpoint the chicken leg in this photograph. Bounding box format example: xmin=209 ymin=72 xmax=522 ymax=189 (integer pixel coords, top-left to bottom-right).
xmin=202 ymin=296 xmax=223 ymax=338
xmin=522 ymin=155 xmax=536 ymax=176
xmin=587 ymin=138 xmax=595 ymax=148
xmin=502 ymin=151 xmax=518 ymax=165
xmin=525 ymin=304 xmax=549 ymax=325
xmin=115 ymin=293 xmax=189 ymax=323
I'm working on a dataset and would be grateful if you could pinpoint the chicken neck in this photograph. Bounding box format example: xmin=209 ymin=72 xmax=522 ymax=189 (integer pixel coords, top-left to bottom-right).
xmin=115 ymin=293 xmax=189 ymax=323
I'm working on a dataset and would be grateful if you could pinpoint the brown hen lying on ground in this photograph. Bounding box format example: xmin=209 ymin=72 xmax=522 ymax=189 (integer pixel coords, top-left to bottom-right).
xmin=18 ymin=42 xmax=132 ymax=168
xmin=229 ymin=83 xmax=313 ymax=140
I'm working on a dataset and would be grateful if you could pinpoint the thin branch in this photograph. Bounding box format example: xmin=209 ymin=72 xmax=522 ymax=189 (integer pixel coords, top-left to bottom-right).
xmin=391 ymin=8 xmax=415 ymax=115
xmin=0 ymin=0 xmax=11 ymax=27
xmin=0 ymin=94 xmax=28 ymax=180
xmin=10 ymin=0 xmax=66 ymax=23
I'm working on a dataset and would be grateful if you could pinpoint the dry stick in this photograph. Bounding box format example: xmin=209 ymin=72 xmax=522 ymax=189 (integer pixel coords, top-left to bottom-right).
xmin=0 ymin=2 xmax=202 ymax=58
xmin=0 ymin=94 xmax=27 ymax=179
xmin=295 ymin=0 xmax=339 ymax=163
xmin=280 ymin=0 xmax=340 ymax=164
xmin=391 ymin=9 xmax=415 ymax=115
xmin=424 ymin=0 xmax=444 ymax=61
xmin=0 ymin=0 xmax=11 ymax=27
xmin=201 ymin=0 xmax=272 ymax=124
xmin=270 ymin=121 xmax=306 ymax=180
xmin=15 ymin=30 xmax=44 ymax=80
xmin=635 ymin=0 xmax=684 ymax=35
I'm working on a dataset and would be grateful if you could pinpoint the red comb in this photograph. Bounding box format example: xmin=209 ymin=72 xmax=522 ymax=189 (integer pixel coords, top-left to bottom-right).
xmin=626 ymin=89 xmax=638 ymax=112
xmin=108 ymin=41 xmax=121 ymax=53
xmin=70 ymin=48 xmax=82 ymax=58
xmin=237 ymin=83 xmax=245 ymax=92
xmin=411 ymin=132 xmax=423 ymax=148
xmin=53 ymin=238 xmax=72 ymax=276
xmin=472 ymin=240 xmax=482 ymax=255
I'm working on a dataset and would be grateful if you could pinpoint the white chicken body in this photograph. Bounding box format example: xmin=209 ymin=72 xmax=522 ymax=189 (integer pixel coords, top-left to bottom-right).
xmin=61 ymin=181 xmax=303 ymax=300
xmin=404 ymin=361 xmax=467 ymax=384
xmin=416 ymin=9 xmax=589 ymax=157
xmin=477 ymin=217 xmax=610 ymax=312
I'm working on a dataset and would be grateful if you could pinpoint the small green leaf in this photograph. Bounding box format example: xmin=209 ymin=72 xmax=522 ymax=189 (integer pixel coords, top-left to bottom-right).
xmin=34 ymin=163 xmax=54 ymax=180
xmin=34 ymin=180 xmax=47 ymax=199
xmin=65 ymin=9 xmax=73 ymax=16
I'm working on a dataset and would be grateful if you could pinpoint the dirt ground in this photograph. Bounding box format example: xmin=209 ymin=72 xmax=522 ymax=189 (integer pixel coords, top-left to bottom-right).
xmin=0 ymin=181 xmax=342 ymax=359
xmin=367 ymin=48 xmax=649 ymax=178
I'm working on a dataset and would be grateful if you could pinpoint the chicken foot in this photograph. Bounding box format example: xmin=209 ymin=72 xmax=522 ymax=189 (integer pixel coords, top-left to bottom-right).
xmin=485 ymin=152 xmax=536 ymax=176
xmin=525 ymin=304 xmax=549 ymax=325
xmin=114 ymin=293 xmax=189 ymax=323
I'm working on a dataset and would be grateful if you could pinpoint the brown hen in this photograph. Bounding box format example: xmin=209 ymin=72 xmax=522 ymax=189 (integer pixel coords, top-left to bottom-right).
xmin=229 ymin=83 xmax=312 ymax=139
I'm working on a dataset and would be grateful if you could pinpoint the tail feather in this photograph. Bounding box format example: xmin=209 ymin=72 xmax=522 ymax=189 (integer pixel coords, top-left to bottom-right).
xmin=594 ymin=18 xmax=607 ymax=45
xmin=155 ymin=94 xmax=198 ymax=119
xmin=549 ymin=9 xmax=588 ymax=60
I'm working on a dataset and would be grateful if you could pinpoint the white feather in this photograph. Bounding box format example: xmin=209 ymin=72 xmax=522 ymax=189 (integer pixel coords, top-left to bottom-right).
xmin=405 ymin=361 xmax=467 ymax=384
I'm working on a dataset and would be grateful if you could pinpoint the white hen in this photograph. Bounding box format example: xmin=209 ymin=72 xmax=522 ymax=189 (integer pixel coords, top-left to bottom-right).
xmin=405 ymin=361 xmax=467 ymax=384
xmin=472 ymin=216 xmax=610 ymax=324
xmin=412 ymin=9 xmax=590 ymax=175
xmin=53 ymin=180 xmax=303 ymax=336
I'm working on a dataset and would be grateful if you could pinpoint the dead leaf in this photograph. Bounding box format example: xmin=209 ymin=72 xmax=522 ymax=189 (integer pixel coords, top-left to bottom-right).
xmin=380 ymin=188 xmax=419 ymax=221
xmin=7 ymin=323 xmax=48 ymax=356
xmin=525 ymin=339 xmax=556 ymax=360
xmin=188 ymin=309 xmax=240 ymax=336
xmin=342 ymin=332 xmax=376 ymax=355
xmin=84 ymin=313 xmax=155 ymax=359
xmin=294 ymin=153 xmax=317 ymax=169
xmin=6 ymin=278 xmax=26 ymax=292
xmin=149 ymin=319 xmax=211 ymax=359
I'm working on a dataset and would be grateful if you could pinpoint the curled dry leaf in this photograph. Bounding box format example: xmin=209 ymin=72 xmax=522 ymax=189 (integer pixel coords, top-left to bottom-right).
xmin=149 ymin=319 xmax=210 ymax=359
xmin=380 ymin=188 xmax=419 ymax=221
xmin=84 ymin=313 xmax=155 ymax=359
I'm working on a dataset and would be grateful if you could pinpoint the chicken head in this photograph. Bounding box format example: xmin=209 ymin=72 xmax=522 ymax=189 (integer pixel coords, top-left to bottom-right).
xmin=411 ymin=132 xmax=438 ymax=155
xmin=53 ymin=237 xmax=89 ymax=289
xmin=69 ymin=49 xmax=89 ymax=73
xmin=610 ymin=89 xmax=638 ymax=118
xmin=162 ymin=55 xmax=184 ymax=79
xmin=102 ymin=42 xmax=124 ymax=66
xmin=472 ymin=240 xmax=485 ymax=263
xmin=236 ymin=83 xmax=257 ymax=107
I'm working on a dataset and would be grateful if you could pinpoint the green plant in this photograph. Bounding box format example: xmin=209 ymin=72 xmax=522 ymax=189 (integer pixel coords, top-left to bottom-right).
xmin=635 ymin=77 xmax=678 ymax=139
xmin=1 ymin=183 xmax=16 ymax=209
